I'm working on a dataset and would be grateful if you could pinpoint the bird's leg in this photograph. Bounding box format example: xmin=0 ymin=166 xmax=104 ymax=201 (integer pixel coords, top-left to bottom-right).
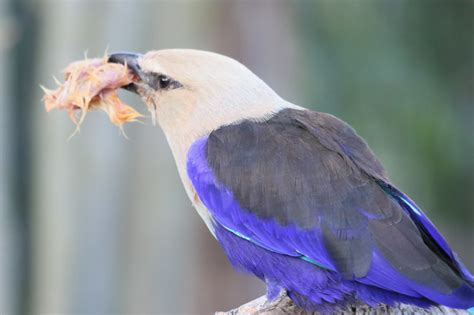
xmin=265 ymin=279 xmax=283 ymax=301
xmin=259 ymin=281 xmax=290 ymax=312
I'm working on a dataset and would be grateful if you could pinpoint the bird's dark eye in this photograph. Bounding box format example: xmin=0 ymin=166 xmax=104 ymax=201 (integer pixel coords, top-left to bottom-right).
xmin=147 ymin=72 xmax=181 ymax=90
xmin=158 ymin=75 xmax=170 ymax=89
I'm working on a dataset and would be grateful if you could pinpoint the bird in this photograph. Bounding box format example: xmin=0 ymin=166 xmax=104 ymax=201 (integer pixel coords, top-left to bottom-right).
xmin=108 ymin=49 xmax=474 ymax=312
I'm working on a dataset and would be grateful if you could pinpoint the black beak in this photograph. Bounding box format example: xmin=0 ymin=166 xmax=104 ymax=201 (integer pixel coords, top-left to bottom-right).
xmin=107 ymin=52 xmax=144 ymax=93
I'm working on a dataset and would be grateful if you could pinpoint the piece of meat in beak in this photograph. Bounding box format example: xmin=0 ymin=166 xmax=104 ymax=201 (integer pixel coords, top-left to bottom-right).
xmin=108 ymin=52 xmax=144 ymax=94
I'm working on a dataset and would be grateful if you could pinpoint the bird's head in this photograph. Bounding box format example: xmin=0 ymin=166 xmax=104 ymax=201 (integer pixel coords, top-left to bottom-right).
xmin=108 ymin=49 xmax=288 ymax=143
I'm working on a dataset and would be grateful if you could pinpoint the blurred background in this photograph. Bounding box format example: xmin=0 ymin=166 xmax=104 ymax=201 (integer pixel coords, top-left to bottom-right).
xmin=0 ymin=0 xmax=473 ymax=314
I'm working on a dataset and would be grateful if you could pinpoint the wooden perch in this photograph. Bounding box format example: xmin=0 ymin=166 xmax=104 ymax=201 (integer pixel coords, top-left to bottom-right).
xmin=216 ymin=293 xmax=470 ymax=315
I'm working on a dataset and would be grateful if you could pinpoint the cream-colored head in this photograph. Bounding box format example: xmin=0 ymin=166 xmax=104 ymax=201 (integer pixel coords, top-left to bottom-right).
xmin=109 ymin=49 xmax=303 ymax=166
xmin=134 ymin=49 xmax=287 ymax=142
xmin=109 ymin=49 xmax=297 ymax=231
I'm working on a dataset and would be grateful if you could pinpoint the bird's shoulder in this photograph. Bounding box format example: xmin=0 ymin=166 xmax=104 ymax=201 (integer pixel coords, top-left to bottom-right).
xmin=204 ymin=108 xmax=393 ymax=231
xmin=207 ymin=107 xmax=388 ymax=183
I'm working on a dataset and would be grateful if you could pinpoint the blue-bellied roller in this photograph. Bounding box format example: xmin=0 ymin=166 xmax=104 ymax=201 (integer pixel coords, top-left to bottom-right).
xmin=109 ymin=50 xmax=474 ymax=313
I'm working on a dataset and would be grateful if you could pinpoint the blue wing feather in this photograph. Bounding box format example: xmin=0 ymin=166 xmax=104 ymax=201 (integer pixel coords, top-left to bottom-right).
xmin=379 ymin=180 xmax=474 ymax=285
xmin=187 ymin=137 xmax=336 ymax=270
xmin=187 ymin=128 xmax=474 ymax=309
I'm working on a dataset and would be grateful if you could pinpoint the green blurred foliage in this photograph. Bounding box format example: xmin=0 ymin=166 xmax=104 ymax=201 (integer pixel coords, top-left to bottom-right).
xmin=296 ymin=0 xmax=473 ymax=226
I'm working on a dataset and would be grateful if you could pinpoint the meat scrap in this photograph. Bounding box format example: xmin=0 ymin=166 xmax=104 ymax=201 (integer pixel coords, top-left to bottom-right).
xmin=42 ymin=56 xmax=142 ymax=131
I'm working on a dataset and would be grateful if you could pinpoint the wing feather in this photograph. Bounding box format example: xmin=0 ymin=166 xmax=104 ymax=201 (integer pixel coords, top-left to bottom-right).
xmin=187 ymin=108 xmax=471 ymax=302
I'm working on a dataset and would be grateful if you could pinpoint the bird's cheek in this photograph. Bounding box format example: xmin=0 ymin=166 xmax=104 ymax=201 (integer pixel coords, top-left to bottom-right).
xmin=135 ymin=89 xmax=159 ymax=125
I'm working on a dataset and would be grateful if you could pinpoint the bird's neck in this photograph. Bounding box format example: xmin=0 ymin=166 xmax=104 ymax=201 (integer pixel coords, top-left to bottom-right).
xmin=158 ymin=95 xmax=294 ymax=169
xmin=155 ymin=95 xmax=299 ymax=229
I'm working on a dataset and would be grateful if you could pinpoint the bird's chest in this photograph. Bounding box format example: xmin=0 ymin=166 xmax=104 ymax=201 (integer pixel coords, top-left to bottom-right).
xmin=190 ymin=187 xmax=216 ymax=236
xmin=170 ymin=139 xmax=216 ymax=236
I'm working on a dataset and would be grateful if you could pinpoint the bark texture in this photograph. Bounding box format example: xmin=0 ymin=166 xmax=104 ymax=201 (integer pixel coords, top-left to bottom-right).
xmin=216 ymin=294 xmax=470 ymax=315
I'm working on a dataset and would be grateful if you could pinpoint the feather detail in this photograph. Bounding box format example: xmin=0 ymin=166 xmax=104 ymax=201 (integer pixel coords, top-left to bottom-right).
xmin=186 ymin=108 xmax=474 ymax=310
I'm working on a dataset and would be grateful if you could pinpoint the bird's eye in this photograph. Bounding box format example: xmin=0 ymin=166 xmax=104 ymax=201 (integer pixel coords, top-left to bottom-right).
xmin=158 ymin=75 xmax=170 ymax=89
xmin=147 ymin=73 xmax=181 ymax=90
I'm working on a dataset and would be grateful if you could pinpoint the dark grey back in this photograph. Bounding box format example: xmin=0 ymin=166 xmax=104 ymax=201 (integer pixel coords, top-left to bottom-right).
xmin=206 ymin=108 xmax=462 ymax=291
